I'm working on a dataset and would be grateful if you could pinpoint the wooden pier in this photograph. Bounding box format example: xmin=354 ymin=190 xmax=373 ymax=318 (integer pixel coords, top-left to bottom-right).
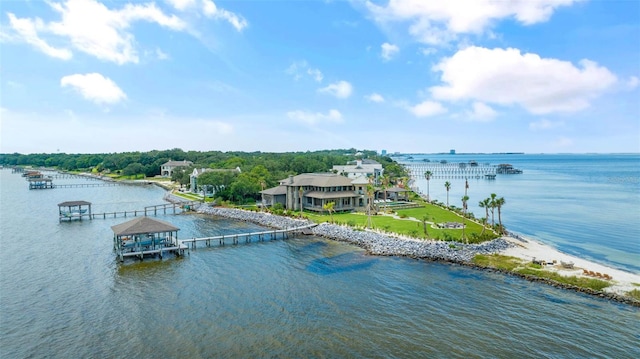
xmin=89 ymin=201 xmax=201 ymax=219
xmin=179 ymin=224 xmax=317 ymax=249
xmin=404 ymin=163 xmax=497 ymax=180
xmin=53 ymin=183 xmax=120 ymax=189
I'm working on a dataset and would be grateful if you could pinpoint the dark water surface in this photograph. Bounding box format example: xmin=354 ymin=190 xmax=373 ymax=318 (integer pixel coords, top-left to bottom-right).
xmin=1 ymin=166 xmax=639 ymax=358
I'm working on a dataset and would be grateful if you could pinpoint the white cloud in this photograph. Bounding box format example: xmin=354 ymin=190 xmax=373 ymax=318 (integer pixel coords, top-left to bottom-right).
xmin=201 ymin=0 xmax=248 ymax=31
xmin=46 ymin=0 xmax=186 ymax=64
xmin=626 ymin=76 xmax=639 ymax=90
xmin=529 ymin=119 xmax=565 ymax=131
xmin=166 ymin=0 xmax=197 ymax=11
xmin=365 ymin=93 xmax=385 ymax=103
xmin=409 ymin=100 xmax=447 ymax=117
xmin=307 ymin=68 xmax=324 ymax=82
xmin=430 ymin=46 xmax=617 ymax=114
xmin=318 ymin=80 xmax=353 ymax=99
xmin=287 ymin=109 xmax=343 ymax=126
xmin=3 ymin=0 xmax=187 ymax=64
xmin=286 ymin=60 xmax=323 ymax=82
xmin=60 ymin=73 xmax=126 ymax=104
xmin=4 ymin=0 xmax=247 ymax=64
xmin=466 ymin=101 xmax=496 ymax=121
xmin=381 ymin=42 xmax=399 ymax=61
xmin=155 ymin=48 xmax=169 ymax=60
xmin=420 ymin=47 xmax=437 ymax=56
xmin=6 ymin=13 xmax=72 ymax=60
xmin=366 ymin=0 xmax=581 ymax=45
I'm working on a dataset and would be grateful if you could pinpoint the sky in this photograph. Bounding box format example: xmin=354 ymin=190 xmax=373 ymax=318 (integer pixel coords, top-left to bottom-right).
xmin=1 ymin=0 xmax=639 ymax=154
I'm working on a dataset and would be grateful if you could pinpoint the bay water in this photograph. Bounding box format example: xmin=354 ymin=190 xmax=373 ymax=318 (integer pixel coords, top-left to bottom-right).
xmin=1 ymin=155 xmax=639 ymax=358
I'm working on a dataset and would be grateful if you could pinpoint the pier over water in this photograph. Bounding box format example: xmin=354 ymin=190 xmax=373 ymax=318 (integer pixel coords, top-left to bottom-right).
xmin=404 ymin=163 xmax=497 ymax=179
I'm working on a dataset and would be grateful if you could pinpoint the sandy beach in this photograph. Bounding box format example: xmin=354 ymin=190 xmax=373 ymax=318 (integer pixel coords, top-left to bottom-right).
xmin=500 ymin=235 xmax=640 ymax=296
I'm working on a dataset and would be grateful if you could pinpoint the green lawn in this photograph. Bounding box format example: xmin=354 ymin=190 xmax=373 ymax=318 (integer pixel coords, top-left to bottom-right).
xmin=304 ymin=202 xmax=497 ymax=243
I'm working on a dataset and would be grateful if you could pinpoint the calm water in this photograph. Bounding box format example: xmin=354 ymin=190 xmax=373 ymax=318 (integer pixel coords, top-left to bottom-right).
xmin=1 ymin=158 xmax=639 ymax=358
xmin=407 ymin=153 xmax=640 ymax=272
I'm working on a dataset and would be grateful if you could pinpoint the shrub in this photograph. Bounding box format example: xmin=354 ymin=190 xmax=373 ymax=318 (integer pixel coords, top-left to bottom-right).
xmin=627 ymin=289 xmax=640 ymax=301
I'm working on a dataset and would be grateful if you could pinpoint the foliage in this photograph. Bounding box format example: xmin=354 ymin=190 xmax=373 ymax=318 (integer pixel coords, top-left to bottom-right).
xmin=514 ymin=268 xmax=611 ymax=291
xmin=626 ymin=289 xmax=640 ymax=301
xmin=472 ymin=254 xmax=522 ymax=271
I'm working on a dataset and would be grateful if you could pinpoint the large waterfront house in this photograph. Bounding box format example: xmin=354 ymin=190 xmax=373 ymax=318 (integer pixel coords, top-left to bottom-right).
xmin=332 ymin=159 xmax=383 ymax=184
xmin=161 ymin=160 xmax=193 ymax=177
xmin=260 ymin=173 xmax=373 ymax=212
xmin=189 ymin=167 xmax=241 ymax=193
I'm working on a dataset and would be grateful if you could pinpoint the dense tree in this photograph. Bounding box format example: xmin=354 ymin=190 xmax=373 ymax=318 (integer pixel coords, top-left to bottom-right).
xmin=1 ymin=148 xmax=410 ymax=205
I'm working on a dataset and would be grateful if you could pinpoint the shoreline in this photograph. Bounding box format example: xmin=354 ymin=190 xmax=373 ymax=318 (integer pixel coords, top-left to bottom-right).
xmin=196 ymin=206 xmax=640 ymax=306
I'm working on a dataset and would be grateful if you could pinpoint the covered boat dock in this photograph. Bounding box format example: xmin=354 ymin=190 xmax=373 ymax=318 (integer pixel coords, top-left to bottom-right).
xmin=58 ymin=200 xmax=92 ymax=221
xmin=111 ymin=217 xmax=187 ymax=261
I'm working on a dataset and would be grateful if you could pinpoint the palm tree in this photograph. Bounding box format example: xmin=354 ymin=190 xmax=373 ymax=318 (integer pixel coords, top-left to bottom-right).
xmin=479 ymin=197 xmax=491 ymax=235
xmin=381 ymin=174 xmax=390 ymax=212
xmin=424 ymin=171 xmax=432 ymax=201
xmin=323 ymin=201 xmax=335 ymax=223
xmin=461 ymin=195 xmax=469 ymax=244
xmin=489 ymin=193 xmax=497 ymax=227
xmin=366 ymin=182 xmax=375 ymax=229
xmin=421 ymin=215 xmax=430 ymax=238
xmin=444 ymin=181 xmax=451 ymax=207
xmin=260 ymin=180 xmax=266 ymax=212
xmin=299 ymin=187 xmax=304 ymax=218
xmin=496 ymin=197 xmax=506 ymax=234
xmin=479 ymin=217 xmax=487 ymax=236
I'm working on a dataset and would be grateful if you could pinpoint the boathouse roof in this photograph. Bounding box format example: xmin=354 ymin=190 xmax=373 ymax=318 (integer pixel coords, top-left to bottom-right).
xmin=111 ymin=217 xmax=179 ymax=236
xmin=58 ymin=200 xmax=91 ymax=206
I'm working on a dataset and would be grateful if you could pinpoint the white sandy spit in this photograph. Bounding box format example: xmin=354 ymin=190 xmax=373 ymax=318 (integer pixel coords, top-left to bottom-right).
xmin=500 ymin=236 xmax=640 ymax=296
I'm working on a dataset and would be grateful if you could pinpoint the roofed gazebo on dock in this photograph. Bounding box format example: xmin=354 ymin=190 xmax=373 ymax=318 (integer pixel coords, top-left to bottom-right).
xmin=111 ymin=217 xmax=183 ymax=261
xmin=58 ymin=201 xmax=92 ymax=221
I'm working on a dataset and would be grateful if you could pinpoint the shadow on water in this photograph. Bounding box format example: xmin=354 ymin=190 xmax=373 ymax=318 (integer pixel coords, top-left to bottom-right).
xmin=116 ymin=255 xmax=185 ymax=276
xmin=306 ymin=252 xmax=377 ymax=275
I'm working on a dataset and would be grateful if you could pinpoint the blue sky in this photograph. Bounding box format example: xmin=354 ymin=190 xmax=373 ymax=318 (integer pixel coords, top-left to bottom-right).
xmin=1 ymin=0 xmax=638 ymax=154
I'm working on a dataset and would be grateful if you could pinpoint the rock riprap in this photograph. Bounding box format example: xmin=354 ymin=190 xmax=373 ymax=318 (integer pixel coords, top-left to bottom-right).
xmin=197 ymin=207 xmax=513 ymax=263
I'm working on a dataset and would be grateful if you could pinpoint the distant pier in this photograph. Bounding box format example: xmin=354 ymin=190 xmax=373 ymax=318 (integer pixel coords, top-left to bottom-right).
xmin=404 ymin=162 xmax=522 ymax=180
xmin=404 ymin=163 xmax=497 ymax=179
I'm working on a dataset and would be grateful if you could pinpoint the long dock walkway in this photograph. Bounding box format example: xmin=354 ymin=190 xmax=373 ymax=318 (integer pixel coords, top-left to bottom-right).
xmin=54 ymin=183 xmax=120 ymax=188
xmin=180 ymin=223 xmax=317 ymax=249
xmin=90 ymin=201 xmax=202 ymax=219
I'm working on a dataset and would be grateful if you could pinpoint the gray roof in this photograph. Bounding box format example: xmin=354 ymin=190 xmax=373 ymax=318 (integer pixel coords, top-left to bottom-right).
xmin=386 ymin=186 xmax=409 ymax=193
xmin=162 ymin=160 xmax=193 ymax=167
xmin=111 ymin=217 xmax=179 ymax=236
xmin=305 ymin=191 xmax=358 ymax=199
xmin=281 ymin=173 xmax=355 ymax=187
xmin=58 ymin=200 xmax=92 ymax=206
xmin=261 ymin=185 xmax=287 ymax=195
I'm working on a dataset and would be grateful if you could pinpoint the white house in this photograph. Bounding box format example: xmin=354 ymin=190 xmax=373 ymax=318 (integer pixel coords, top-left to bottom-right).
xmin=161 ymin=160 xmax=193 ymax=177
xmin=332 ymin=159 xmax=383 ymax=183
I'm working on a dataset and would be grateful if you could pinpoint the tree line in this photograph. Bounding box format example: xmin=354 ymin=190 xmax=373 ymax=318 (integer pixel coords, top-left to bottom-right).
xmin=1 ymin=148 xmax=408 ymax=204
